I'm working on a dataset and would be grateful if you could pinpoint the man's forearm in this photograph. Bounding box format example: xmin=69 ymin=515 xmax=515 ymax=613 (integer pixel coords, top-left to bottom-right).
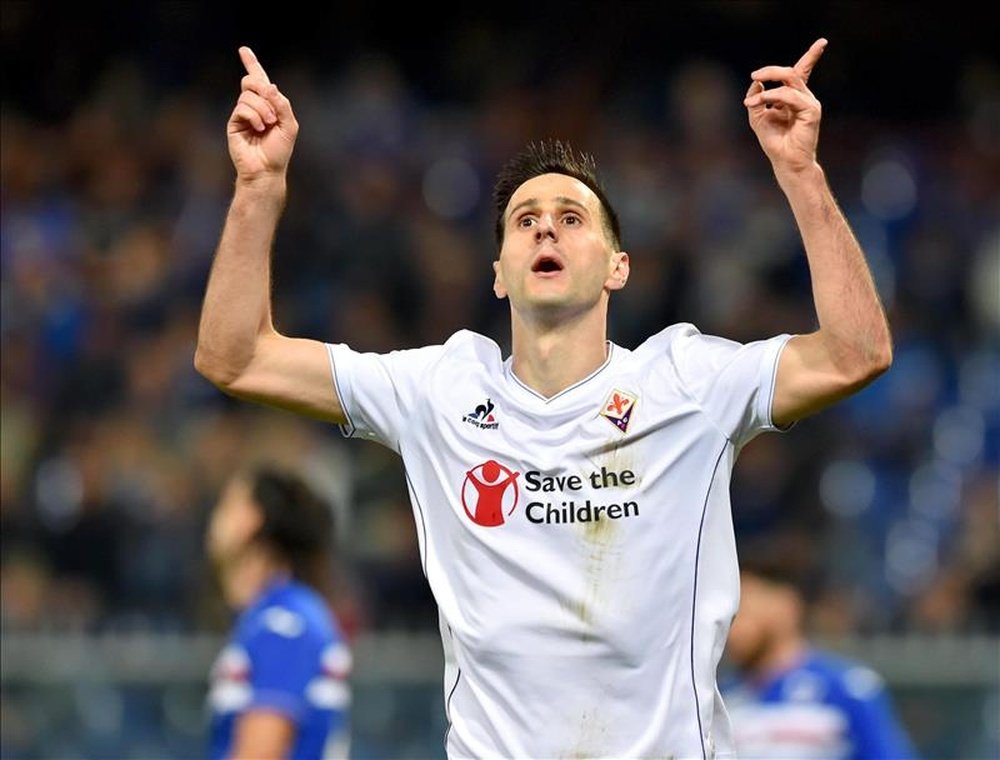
xmin=778 ymin=163 xmax=893 ymax=377
xmin=195 ymin=177 xmax=287 ymax=384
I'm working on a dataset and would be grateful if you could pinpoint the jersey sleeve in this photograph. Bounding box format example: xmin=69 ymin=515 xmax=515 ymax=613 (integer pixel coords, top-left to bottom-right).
xmin=326 ymin=342 xmax=445 ymax=452
xmin=839 ymin=666 xmax=918 ymax=760
xmin=243 ymin=607 xmax=324 ymax=723
xmin=661 ymin=323 xmax=793 ymax=446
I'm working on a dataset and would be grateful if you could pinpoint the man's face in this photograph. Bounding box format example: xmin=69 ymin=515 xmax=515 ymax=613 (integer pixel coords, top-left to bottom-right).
xmin=493 ymin=173 xmax=627 ymax=319
xmin=206 ymin=478 xmax=262 ymax=570
xmin=726 ymin=573 xmax=784 ymax=670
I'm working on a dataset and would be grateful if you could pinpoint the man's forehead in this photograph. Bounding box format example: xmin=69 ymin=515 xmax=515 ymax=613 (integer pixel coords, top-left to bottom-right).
xmin=506 ymin=173 xmax=599 ymax=213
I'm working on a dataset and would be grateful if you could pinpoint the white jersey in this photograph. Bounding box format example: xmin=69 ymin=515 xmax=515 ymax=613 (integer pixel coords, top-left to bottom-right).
xmin=327 ymin=323 xmax=791 ymax=759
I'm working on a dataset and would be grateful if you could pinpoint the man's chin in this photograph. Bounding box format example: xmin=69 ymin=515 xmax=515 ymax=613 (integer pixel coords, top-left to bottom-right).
xmin=725 ymin=637 xmax=769 ymax=673
xmin=522 ymin=297 xmax=577 ymax=321
xmin=521 ymin=282 xmax=576 ymax=307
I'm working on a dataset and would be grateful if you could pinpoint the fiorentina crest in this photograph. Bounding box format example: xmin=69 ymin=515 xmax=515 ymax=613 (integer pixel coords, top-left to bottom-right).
xmin=600 ymin=388 xmax=637 ymax=433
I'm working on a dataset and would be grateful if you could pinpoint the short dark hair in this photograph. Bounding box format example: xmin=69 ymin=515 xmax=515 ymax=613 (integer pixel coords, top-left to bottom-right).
xmin=249 ymin=467 xmax=335 ymax=593
xmin=737 ymin=532 xmax=821 ymax=602
xmin=492 ymin=139 xmax=622 ymax=251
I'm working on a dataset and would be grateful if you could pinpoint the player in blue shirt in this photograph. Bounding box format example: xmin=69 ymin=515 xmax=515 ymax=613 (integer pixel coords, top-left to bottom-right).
xmin=206 ymin=466 xmax=350 ymax=759
xmin=723 ymin=539 xmax=917 ymax=759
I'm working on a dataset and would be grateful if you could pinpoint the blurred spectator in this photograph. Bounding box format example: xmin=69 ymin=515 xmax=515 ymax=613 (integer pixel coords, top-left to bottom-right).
xmin=722 ymin=535 xmax=918 ymax=759
xmin=205 ymin=466 xmax=351 ymax=759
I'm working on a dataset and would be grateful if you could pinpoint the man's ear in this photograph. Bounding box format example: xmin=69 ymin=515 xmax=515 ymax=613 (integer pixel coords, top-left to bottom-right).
xmin=493 ymin=260 xmax=508 ymax=299
xmin=606 ymin=251 xmax=630 ymax=291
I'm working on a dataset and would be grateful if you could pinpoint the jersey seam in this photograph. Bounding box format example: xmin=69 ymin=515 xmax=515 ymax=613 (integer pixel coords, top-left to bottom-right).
xmin=669 ymin=352 xmax=735 ymax=447
xmin=325 ymin=344 xmax=357 ymax=438
xmin=443 ymin=662 xmax=463 ymax=753
xmin=401 ymin=452 xmax=430 ymax=580
xmin=763 ymin=334 xmax=795 ymax=433
xmin=690 ymin=439 xmax=730 ymax=760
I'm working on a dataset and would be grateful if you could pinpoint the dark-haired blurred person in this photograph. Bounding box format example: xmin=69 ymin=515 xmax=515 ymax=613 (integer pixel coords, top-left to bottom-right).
xmin=722 ymin=542 xmax=916 ymax=759
xmin=206 ymin=466 xmax=350 ymax=759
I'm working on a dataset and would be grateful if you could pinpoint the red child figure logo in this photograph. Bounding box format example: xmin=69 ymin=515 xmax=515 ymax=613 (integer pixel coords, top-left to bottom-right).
xmin=461 ymin=460 xmax=520 ymax=527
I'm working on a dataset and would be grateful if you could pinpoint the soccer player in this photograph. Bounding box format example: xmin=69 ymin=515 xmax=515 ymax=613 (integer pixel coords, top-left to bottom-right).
xmin=206 ymin=466 xmax=351 ymax=759
xmin=722 ymin=546 xmax=917 ymax=759
xmin=195 ymin=39 xmax=892 ymax=757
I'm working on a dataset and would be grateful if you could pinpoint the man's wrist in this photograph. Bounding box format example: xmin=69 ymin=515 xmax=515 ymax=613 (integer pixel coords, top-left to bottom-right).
xmin=773 ymin=161 xmax=826 ymax=194
xmin=236 ymin=171 xmax=287 ymax=192
xmin=233 ymin=173 xmax=288 ymax=209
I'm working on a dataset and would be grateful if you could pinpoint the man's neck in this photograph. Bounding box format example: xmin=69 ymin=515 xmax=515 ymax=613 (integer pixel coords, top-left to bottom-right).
xmin=224 ymin=550 xmax=289 ymax=611
xmin=752 ymin=635 xmax=809 ymax=684
xmin=509 ymin=304 xmax=610 ymax=398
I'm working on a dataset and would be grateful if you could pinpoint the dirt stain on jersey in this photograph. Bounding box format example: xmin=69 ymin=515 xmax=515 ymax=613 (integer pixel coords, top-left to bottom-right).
xmin=566 ymin=436 xmax=640 ymax=635
xmin=565 ymin=707 xmax=609 ymax=760
xmin=561 ymin=594 xmax=592 ymax=627
xmin=605 ymin=444 xmax=635 ymax=483
xmin=576 ymin=504 xmax=625 ymax=638
xmin=585 ymin=434 xmax=642 ymax=489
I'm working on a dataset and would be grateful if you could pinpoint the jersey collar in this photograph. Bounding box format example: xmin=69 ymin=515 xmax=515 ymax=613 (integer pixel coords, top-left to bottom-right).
xmin=504 ymin=341 xmax=616 ymax=404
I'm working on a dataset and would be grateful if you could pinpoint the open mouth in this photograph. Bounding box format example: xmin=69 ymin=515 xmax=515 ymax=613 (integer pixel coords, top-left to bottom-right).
xmin=531 ymin=255 xmax=564 ymax=273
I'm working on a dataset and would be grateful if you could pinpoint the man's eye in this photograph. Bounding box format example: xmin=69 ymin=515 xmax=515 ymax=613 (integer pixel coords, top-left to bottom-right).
xmin=564 ymin=214 xmax=580 ymax=225
xmin=518 ymin=217 xmax=535 ymax=228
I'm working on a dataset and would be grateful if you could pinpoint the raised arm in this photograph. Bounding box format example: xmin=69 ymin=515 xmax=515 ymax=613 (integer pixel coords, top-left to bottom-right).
xmin=744 ymin=39 xmax=893 ymax=429
xmin=194 ymin=47 xmax=345 ymax=423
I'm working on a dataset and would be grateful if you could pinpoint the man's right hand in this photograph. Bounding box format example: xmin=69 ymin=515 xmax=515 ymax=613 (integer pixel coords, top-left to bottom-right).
xmin=227 ymin=46 xmax=298 ymax=182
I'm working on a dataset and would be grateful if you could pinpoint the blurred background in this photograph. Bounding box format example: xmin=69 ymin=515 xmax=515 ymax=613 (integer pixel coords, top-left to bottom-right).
xmin=2 ymin=2 xmax=997 ymax=758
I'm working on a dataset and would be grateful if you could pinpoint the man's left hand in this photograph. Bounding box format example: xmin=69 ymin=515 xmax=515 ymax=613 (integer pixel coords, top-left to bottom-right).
xmin=744 ymin=38 xmax=828 ymax=176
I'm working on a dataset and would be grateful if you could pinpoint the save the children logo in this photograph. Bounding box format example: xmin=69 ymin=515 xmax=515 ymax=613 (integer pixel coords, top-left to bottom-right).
xmin=461 ymin=460 xmax=520 ymax=527
xmin=460 ymin=462 xmax=642 ymax=528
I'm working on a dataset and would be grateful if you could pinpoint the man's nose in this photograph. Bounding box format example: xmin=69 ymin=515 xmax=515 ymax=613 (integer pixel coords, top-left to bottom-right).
xmin=534 ymin=213 xmax=557 ymax=240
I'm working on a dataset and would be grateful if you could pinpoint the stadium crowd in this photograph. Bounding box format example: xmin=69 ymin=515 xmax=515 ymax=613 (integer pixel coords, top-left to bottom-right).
xmin=2 ymin=15 xmax=998 ymax=648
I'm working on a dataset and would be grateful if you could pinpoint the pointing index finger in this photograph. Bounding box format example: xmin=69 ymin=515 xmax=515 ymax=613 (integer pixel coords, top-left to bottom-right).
xmin=239 ymin=46 xmax=271 ymax=84
xmin=794 ymin=38 xmax=828 ymax=82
